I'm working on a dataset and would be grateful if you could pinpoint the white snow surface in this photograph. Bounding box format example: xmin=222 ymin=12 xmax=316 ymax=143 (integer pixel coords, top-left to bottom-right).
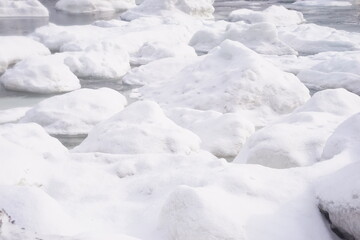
xmin=139 ymin=40 xmax=310 ymax=126
xmin=73 ymin=101 xmax=201 ymax=154
xmin=0 ymin=55 xmax=80 ymax=94
xmin=165 ymin=107 xmax=255 ymax=158
xmin=55 ymin=0 xmax=135 ymax=13
xmin=297 ymin=51 xmax=360 ymax=94
xmin=190 ymin=21 xmax=297 ymax=55
xmin=20 ymin=88 xmax=127 ymax=135
xmin=121 ymin=0 xmax=215 ymax=20
xmin=234 ymin=89 xmax=360 ymax=168
xmin=0 ymin=36 xmax=50 ymax=74
xmin=229 ymin=5 xmax=305 ymax=26
xmin=0 ymin=0 xmax=49 ymax=17
xmin=278 ymin=24 xmax=360 ymax=54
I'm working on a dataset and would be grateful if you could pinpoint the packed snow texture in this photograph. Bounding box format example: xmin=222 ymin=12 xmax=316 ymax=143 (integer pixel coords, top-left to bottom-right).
xmin=130 ymin=41 xmax=197 ymax=65
xmin=297 ymin=51 xmax=360 ymax=94
xmin=0 ymin=0 xmax=49 ymax=17
xmin=229 ymin=5 xmax=305 ymax=26
xmin=74 ymin=101 xmax=201 ymax=154
xmin=278 ymin=24 xmax=360 ymax=54
xmin=190 ymin=21 xmax=297 ymax=55
xmin=0 ymin=36 xmax=50 ymax=74
xmin=121 ymin=0 xmax=215 ymax=20
xmin=139 ymin=40 xmax=310 ymax=126
xmin=123 ymin=56 xmax=199 ymax=86
xmin=64 ymin=43 xmax=131 ymax=79
xmin=55 ymin=0 xmax=135 ymax=13
xmin=234 ymin=89 xmax=360 ymax=168
xmin=0 ymin=56 xmax=80 ymax=94
xmin=20 ymin=88 xmax=127 ymax=135
xmin=165 ymin=107 xmax=255 ymax=158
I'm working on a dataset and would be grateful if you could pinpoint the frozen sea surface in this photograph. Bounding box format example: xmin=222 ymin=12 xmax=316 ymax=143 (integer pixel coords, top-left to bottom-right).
xmin=0 ymin=0 xmax=359 ymax=149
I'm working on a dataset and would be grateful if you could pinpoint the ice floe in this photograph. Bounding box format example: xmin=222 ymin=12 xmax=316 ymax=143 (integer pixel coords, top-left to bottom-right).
xmin=121 ymin=0 xmax=215 ymax=20
xmin=0 ymin=36 xmax=50 ymax=74
xmin=73 ymin=101 xmax=201 ymax=154
xmin=0 ymin=0 xmax=49 ymax=17
xmin=297 ymin=51 xmax=360 ymax=94
xmin=20 ymin=88 xmax=127 ymax=135
xmin=278 ymin=24 xmax=360 ymax=54
xmin=234 ymin=89 xmax=360 ymax=168
xmin=138 ymin=40 xmax=310 ymax=126
xmin=165 ymin=107 xmax=255 ymax=159
xmin=229 ymin=5 xmax=305 ymax=26
xmin=0 ymin=55 xmax=80 ymax=94
xmin=190 ymin=21 xmax=297 ymax=55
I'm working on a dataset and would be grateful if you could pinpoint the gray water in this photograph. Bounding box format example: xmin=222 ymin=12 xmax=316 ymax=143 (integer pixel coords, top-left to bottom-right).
xmin=0 ymin=0 xmax=360 ymax=148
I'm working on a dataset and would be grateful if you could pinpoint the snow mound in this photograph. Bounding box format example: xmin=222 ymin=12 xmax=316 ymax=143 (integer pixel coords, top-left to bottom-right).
xmin=322 ymin=112 xmax=360 ymax=160
xmin=0 ymin=36 xmax=50 ymax=74
xmin=0 ymin=123 xmax=66 ymax=185
xmin=234 ymin=89 xmax=360 ymax=168
xmin=0 ymin=107 xmax=30 ymax=124
xmin=0 ymin=186 xmax=77 ymax=235
xmin=64 ymin=43 xmax=131 ymax=79
xmin=131 ymin=41 xmax=196 ymax=65
xmin=73 ymin=101 xmax=201 ymax=154
xmin=0 ymin=56 xmax=80 ymax=94
xmin=0 ymin=0 xmax=49 ymax=17
xmin=123 ymin=56 xmax=199 ymax=86
xmin=20 ymin=88 xmax=127 ymax=135
xmin=316 ymin=161 xmax=360 ymax=240
xmin=55 ymin=0 xmax=135 ymax=14
xmin=297 ymin=51 xmax=360 ymax=94
xmin=190 ymin=21 xmax=297 ymax=55
xmin=159 ymin=164 xmax=332 ymax=240
xmin=279 ymin=24 xmax=360 ymax=55
xmin=121 ymin=0 xmax=215 ymax=20
xmin=166 ymin=107 xmax=255 ymax=158
xmin=229 ymin=5 xmax=305 ymax=26
xmin=139 ymin=40 xmax=310 ymax=126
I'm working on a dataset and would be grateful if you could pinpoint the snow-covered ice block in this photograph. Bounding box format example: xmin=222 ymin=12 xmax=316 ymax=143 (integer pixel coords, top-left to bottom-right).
xmin=0 ymin=0 xmax=49 ymax=17
xmin=130 ymin=41 xmax=196 ymax=65
xmin=159 ymin=164 xmax=332 ymax=240
xmin=73 ymin=101 xmax=201 ymax=154
xmin=123 ymin=56 xmax=199 ymax=86
xmin=166 ymin=107 xmax=255 ymax=158
xmin=190 ymin=21 xmax=297 ymax=55
xmin=0 ymin=55 xmax=80 ymax=94
xmin=139 ymin=40 xmax=310 ymax=126
xmin=0 ymin=186 xmax=78 ymax=235
xmin=31 ymin=19 xmax=199 ymax=56
xmin=55 ymin=0 xmax=135 ymax=14
xmin=64 ymin=43 xmax=131 ymax=79
xmin=316 ymin=161 xmax=360 ymax=240
xmin=0 ymin=123 xmax=67 ymax=185
xmin=20 ymin=88 xmax=127 ymax=135
xmin=234 ymin=89 xmax=360 ymax=168
xmin=0 ymin=107 xmax=30 ymax=124
xmin=279 ymin=24 xmax=360 ymax=54
xmin=0 ymin=36 xmax=50 ymax=74
xmin=297 ymin=51 xmax=360 ymax=94
xmin=121 ymin=0 xmax=215 ymax=20
xmin=322 ymin=112 xmax=360 ymax=161
xmin=229 ymin=5 xmax=305 ymax=26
